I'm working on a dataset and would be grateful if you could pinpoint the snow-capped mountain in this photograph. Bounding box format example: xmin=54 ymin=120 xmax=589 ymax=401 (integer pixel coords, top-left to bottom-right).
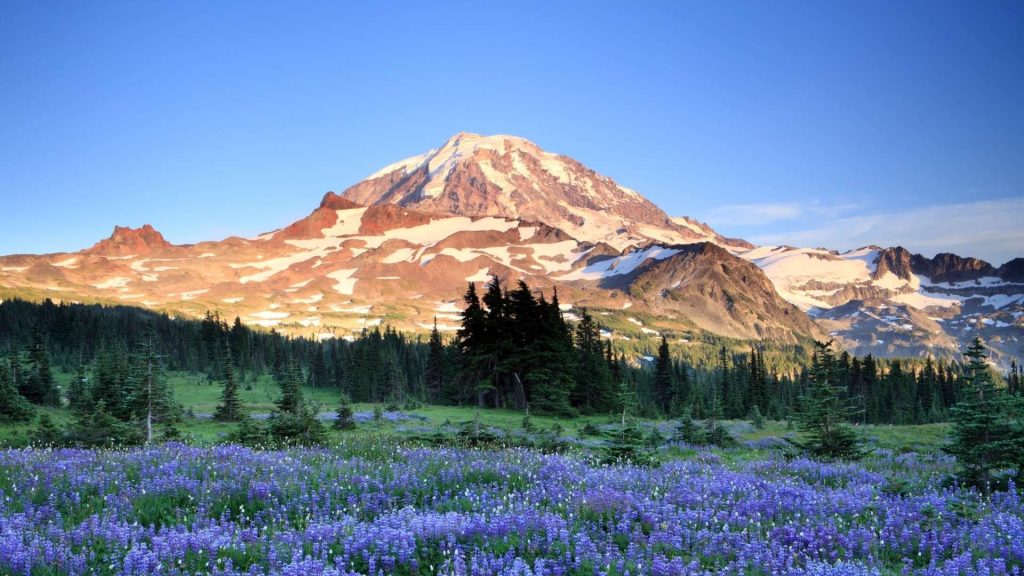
xmin=741 ymin=245 xmax=1024 ymax=365
xmin=343 ymin=132 xmax=750 ymax=251
xmin=0 ymin=132 xmax=1020 ymax=365
xmin=0 ymin=188 xmax=813 ymax=343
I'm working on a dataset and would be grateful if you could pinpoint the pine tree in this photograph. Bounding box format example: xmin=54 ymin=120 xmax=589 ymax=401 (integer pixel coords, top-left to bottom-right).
xmin=67 ymin=400 xmax=143 ymax=447
xmin=333 ymin=400 xmax=356 ymax=430
xmin=229 ymin=316 xmax=251 ymax=373
xmin=268 ymin=359 xmax=324 ymax=446
xmin=653 ymin=336 xmax=674 ymax=415
xmin=31 ymin=413 xmax=62 ymax=446
xmin=603 ymin=380 xmax=654 ymax=466
xmin=749 ymin=347 xmax=769 ymax=417
xmin=425 ymin=319 xmax=446 ymax=402
xmin=672 ymin=407 xmax=705 ymax=445
xmin=795 ymin=340 xmax=862 ymax=460
xmin=214 ymin=347 xmax=246 ymax=422
xmin=456 ymin=282 xmax=489 ymax=406
xmin=947 ymin=338 xmax=1024 ymax=492
xmin=572 ymin=308 xmax=615 ymax=413
xmin=67 ymin=364 xmax=91 ymax=413
xmin=275 ymin=361 xmax=304 ymax=415
xmin=0 ymin=359 xmax=34 ymax=423
xmin=128 ymin=330 xmax=178 ymax=443
xmin=308 ymin=347 xmax=329 ymax=388
xmin=749 ymin=404 xmax=766 ymax=430
xmin=21 ymin=327 xmax=59 ymax=406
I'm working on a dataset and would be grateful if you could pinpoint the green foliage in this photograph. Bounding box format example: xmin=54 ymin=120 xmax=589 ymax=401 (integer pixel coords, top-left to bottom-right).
xmin=229 ymin=418 xmax=269 ymax=447
xmin=425 ymin=320 xmax=446 ymax=402
xmin=267 ymin=408 xmax=326 ymax=446
xmin=213 ymin=348 xmax=246 ymax=422
xmin=653 ymin=336 xmax=673 ymax=415
xmin=521 ymin=406 xmax=534 ymax=432
xmin=66 ymin=365 xmax=89 ymax=413
xmin=672 ymin=408 xmax=704 ymax=445
xmin=750 ymin=404 xmax=766 ymax=430
xmin=333 ymin=402 xmax=356 ymax=431
xmin=646 ymin=425 xmax=665 ymax=447
xmin=0 ymin=298 xmax=980 ymax=430
xmin=0 ymin=358 xmax=34 ymax=423
xmin=267 ymin=359 xmax=324 ymax=446
xmin=704 ymin=420 xmax=737 ymax=448
xmin=795 ymin=340 xmax=863 ymax=461
xmin=603 ymin=422 xmax=656 ymax=466
xmin=19 ymin=327 xmax=60 ymax=406
xmin=66 ymin=400 xmax=144 ymax=447
xmin=31 ymin=413 xmax=62 ymax=446
xmin=946 ymin=338 xmax=1024 ymax=492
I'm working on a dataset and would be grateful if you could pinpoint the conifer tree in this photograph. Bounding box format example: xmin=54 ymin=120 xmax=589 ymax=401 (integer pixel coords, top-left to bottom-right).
xmin=572 ymin=308 xmax=615 ymax=413
xmin=425 ymin=319 xmax=446 ymax=402
xmin=795 ymin=340 xmax=862 ymax=460
xmin=31 ymin=413 xmax=62 ymax=446
xmin=128 ymin=330 xmax=177 ymax=443
xmin=750 ymin=404 xmax=766 ymax=429
xmin=333 ymin=399 xmax=356 ymax=430
xmin=214 ymin=347 xmax=246 ymax=422
xmin=525 ymin=294 xmax=577 ymax=417
xmin=0 ymin=359 xmax=34 ymax=423
xmin=603 ymin=380 xmax=654 ymax=466
xmin=654 ymin=336 xmax=674 ymax=415
xmin=947 ymin=338 xmax=1024 ymax=492
xmin=275 ymin=361 xmax=305 ymax=415
xmin=66 ymin=364 xmax=91 ymax=413
xmin=673 ymin=407 xmax=704 ymax=445
xmin=229 ymin=316 xmax=251 ymax=373
xmin=21 ymin=327 xmax=59 ymax=406
xmin=456 ymin=282 xmax=488 ymax=406
xmin=268 ymin=360 xmax=324 ymax=445
xmin=67 ymin=400 xmax=143 ymax=447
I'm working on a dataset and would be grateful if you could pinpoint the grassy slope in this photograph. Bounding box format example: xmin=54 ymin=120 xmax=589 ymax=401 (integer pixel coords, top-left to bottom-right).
xmin=0 ymin=371 xmax=952 ymax=452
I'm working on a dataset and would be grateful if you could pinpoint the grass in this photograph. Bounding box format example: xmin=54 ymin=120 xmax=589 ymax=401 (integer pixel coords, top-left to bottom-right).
xmin=0 ymin=370 xmax=952 ymax=454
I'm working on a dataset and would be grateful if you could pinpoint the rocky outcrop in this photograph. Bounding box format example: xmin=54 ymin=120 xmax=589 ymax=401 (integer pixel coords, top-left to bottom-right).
xmin=997 ymin=258 xmax=1024 ymax=282
xmin=911 ymin=252 xmax=995 ymax=283
xmin=623 ymin=243 xmax=824 ymax=341
xmin=85 ymin=224 xmax=172 ymax=256
xmin=874 ymin=247 xmax=914 ymax=281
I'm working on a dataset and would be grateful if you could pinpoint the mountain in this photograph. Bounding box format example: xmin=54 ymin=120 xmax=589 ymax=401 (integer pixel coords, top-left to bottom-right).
xmin=741 ymin=245 xmax=1024 ymax=365
xmin=343 ymin=132 xmax=750 ymax=251
xmin=0 ymin=132 xmax=1020 ymax=366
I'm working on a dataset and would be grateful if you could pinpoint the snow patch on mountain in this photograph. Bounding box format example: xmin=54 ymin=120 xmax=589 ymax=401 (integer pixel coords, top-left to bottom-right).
xmin=560 ymin=246 xmax=681 ymax=281
xmin=327 ymin=269 xmax=359 ymax=295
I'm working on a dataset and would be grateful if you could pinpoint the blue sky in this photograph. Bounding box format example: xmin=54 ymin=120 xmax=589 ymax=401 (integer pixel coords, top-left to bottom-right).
xmin=1 ymin=1 xmax=1022 ymax=263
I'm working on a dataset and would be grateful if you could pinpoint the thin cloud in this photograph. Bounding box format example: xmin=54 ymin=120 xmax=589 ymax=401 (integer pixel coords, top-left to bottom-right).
xmin=705 ymin=201 xmax=858 ymax=227
xmin=750 ymin=197 xmax=1024 ymax=265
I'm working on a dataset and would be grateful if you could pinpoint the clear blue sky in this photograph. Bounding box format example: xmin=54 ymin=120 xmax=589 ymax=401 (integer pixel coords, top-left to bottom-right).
xmin=2 ymin=1 xmax=1022 ymax=263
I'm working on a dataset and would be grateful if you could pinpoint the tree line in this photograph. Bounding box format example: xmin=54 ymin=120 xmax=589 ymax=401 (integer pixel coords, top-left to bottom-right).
xmin=0 ymin=292 xmax=1020 ymax=431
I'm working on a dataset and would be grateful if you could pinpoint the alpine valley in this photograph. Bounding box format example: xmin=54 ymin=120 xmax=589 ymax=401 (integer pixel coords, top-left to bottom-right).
xmin=1 ymin=133 xmax=1021 ymax=366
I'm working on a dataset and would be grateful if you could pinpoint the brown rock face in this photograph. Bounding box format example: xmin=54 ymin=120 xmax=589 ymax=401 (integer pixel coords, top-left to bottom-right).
xmin=873 ymin=247 xmax=914 ymax=281
xmin=86 ymin=224 xmax=172 ymax=256
xmin=910 ymin=252 xmax=996 ymax=283
xmin=998 ymin=258 xmax=1024 ymax=282
xmin=625 ymin=243 xmax=824 ymax=341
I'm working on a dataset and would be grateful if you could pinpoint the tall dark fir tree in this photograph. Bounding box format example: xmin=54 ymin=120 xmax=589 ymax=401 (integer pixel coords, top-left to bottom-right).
xmin=214 ymin=347 xmax=246 ymax=422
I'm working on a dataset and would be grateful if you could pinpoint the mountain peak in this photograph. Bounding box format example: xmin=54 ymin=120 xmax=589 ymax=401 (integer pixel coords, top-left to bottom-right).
xmin=86 ymin=224 xmax=172 ymax=256
xmin=345 ymin=133 xmax=732 ymax=250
